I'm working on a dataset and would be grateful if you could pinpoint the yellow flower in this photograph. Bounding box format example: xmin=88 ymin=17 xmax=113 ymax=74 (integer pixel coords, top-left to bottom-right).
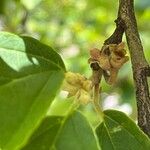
xmin=62 ymin=72 xmax=93 ymax=104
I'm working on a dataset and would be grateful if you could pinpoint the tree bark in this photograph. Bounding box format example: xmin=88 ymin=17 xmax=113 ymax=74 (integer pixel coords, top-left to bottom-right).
xmin=104 ymin=0 xmax=150 ymax=137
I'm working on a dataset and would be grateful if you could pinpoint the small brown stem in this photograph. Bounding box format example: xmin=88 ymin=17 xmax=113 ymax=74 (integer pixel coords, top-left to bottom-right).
xmin=90 ymin=63 xmax=104 ymax=119
xmin=93 ymin=83 xmax=104 ymax=119
xmin=104 ymin=17 xmax=125 ymax=45
xmin=103 ymin=9 xmax=126 ymax=83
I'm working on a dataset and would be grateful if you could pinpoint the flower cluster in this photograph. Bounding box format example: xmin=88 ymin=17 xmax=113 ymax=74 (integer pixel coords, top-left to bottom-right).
xmin=62 ymin=72 xmax=92 ymax=104
xmin=89 ymin=42 xmax=129 ymax=84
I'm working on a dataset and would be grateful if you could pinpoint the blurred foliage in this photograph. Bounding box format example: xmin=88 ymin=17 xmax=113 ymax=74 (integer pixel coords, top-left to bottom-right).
xmin=0 ymin=0 xmax=150 ymax=121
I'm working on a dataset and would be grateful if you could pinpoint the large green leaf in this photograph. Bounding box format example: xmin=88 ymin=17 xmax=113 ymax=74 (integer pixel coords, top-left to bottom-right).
xmin=0 ymin=32 xmax=65 ymax=150
xmin=96 ymin=110 xmax=150 ymax=150
xmin=22 ymin=116 xmax=63 ymax=150
xmin=55 ymin=111 xmax=100 ymax=150
xmin=22 ymin=111 xmax=101 ymax=150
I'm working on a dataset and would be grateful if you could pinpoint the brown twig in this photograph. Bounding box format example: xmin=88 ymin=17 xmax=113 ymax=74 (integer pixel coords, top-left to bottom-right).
xmin=103 ymin=2 xmax=126 ymax=84
xmin=90 ymin=63 xmax=104 ymax=119
xmin=103 ymin=0 xmax=150 ymax=137
xmin=118 ymin=0 xmax=150 ymax=137
xmin=104 ymin=17 xmax=125 ymax=45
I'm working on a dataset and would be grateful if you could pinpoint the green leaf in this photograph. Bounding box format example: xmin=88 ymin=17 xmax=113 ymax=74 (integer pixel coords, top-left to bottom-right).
xmin=22 ymin=116 xmax=63 ymax=150
xmin=55 ymin=111 xmax=100 ymax=150
xmin=96 ymin=110 xmax=150 ymax=150
xmin=0 ymin=32 xmax=65 ymax=150
xmin=22 ymin=111 xmax=101 ymax=150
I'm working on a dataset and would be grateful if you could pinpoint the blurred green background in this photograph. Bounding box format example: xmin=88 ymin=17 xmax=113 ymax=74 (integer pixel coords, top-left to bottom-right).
xmin=0 ymin=0 xmax=150 ymax=124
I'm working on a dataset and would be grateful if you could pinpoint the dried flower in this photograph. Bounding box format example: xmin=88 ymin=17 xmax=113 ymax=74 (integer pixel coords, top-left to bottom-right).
xmin=109 ymin=42 xmax=129 ymax=70
xmin=88 ymin=42 xmax=129 ymax=84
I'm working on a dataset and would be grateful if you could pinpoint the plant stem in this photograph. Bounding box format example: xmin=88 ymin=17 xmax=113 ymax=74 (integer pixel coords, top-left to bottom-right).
xmin=93 ymin=83 xmax=104 ymax=120
xmin=90 ymin=63 xmax=104 ymax=120
xmin=118 ymin=0 xmax=150 ymax=137
xmin=103 ymin=0 xmax=150 ymax=137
